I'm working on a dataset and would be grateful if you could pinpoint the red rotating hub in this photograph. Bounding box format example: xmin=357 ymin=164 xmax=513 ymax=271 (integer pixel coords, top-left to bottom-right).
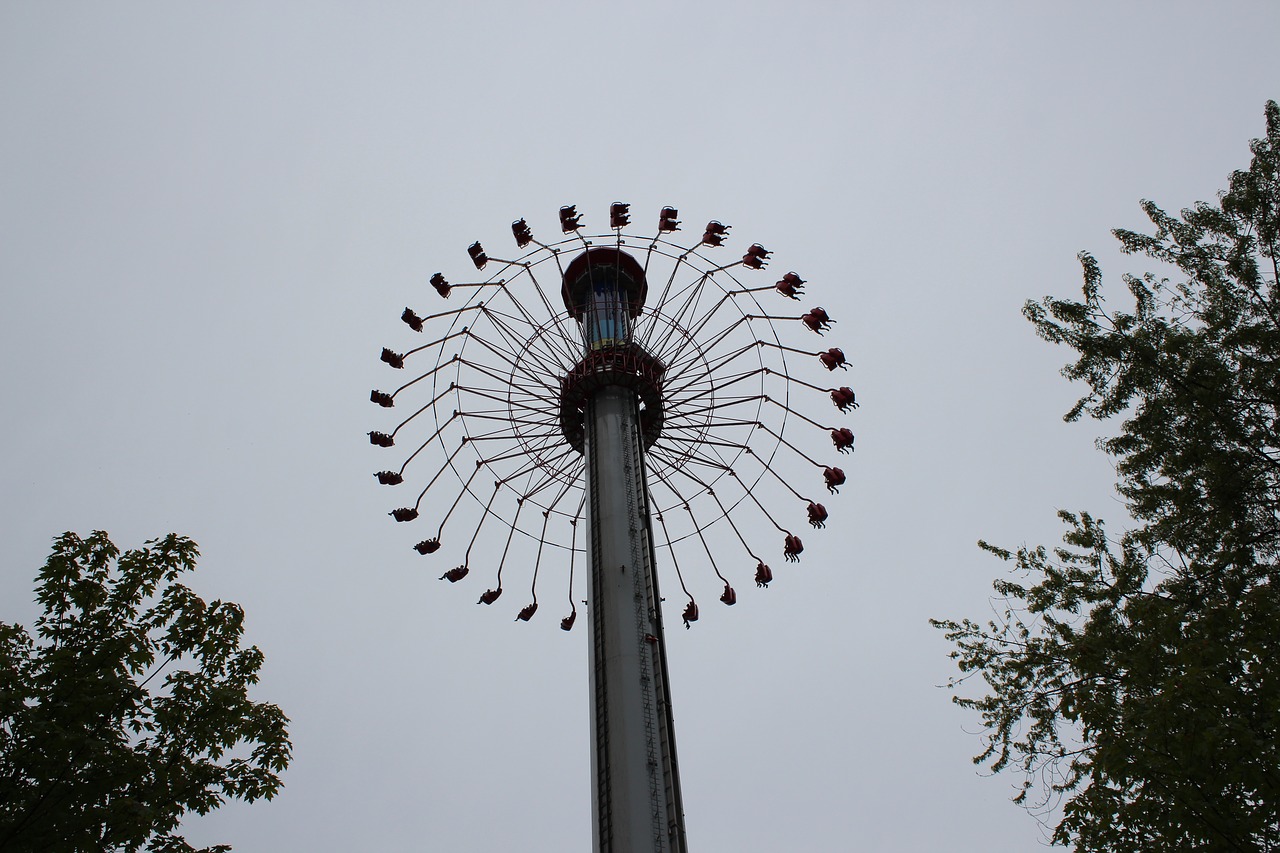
xmin=559 ymin=343 xmax=666 ymax=453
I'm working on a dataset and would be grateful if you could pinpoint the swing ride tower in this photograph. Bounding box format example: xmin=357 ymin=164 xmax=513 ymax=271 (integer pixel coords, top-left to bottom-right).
xmin=561 ymin=248 xmax=687 ymax=852
xmin=368 ymin=203 xmax=857 ymax=853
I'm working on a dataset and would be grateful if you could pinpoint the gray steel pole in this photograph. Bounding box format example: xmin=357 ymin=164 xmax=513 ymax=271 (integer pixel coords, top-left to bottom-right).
xmin=574 ymin=252 xmax=688 ymax=853
xmin=586 ymin=388 xmax=687 ymax=853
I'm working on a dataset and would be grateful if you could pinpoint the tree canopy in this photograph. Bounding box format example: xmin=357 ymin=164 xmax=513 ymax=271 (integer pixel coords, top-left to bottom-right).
xmin=933 ymin=101 xmax=1280 ymax=851
xmin=0 ymin=531 xmax=291 ymax=853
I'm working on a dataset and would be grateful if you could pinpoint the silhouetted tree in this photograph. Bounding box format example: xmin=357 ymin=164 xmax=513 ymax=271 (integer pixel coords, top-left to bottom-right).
xmin=934 ymin=102 xmax=1280 ymax=851
xmin=0 ymin=531 xmax=291 ymax=852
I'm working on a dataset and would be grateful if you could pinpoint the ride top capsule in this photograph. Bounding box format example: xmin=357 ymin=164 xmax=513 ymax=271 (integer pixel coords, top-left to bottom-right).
xmin=560 ymin=247 xmax=648 ymax=348
xmin=557 ymin=248 xmax=666 ymax=454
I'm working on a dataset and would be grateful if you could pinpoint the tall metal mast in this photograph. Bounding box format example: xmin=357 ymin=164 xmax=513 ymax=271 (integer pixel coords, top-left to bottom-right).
xmin=564 ymin=249 xmax=688 ymax=852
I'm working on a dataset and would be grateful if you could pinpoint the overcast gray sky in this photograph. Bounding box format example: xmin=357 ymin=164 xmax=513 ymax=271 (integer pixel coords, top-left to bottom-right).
xmin=2 ymin=3 xmax=1277 ymax=851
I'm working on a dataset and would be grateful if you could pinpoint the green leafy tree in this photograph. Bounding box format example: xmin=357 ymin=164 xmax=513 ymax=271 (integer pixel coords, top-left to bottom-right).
xmin=933 ymin=101 xmax=1280 ymax=851
xmin=0 ymin=532 xmax=291 ymax=853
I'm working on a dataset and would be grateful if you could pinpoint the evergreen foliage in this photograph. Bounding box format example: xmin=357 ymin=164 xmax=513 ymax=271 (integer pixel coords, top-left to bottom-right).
xmin=933 ymin=102 xmax=1280 ymax=850
xmin=0 ymin=532 xmax=291 ymax=852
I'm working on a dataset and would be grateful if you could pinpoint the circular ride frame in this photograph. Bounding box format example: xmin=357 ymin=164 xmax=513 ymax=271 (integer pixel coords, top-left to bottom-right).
xmin=371 ymin=210 xmax=854 ymax=853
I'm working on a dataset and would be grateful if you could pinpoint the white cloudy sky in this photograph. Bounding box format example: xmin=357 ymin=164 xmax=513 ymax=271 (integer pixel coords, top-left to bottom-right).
xmin=2 ymin=3 xmax=1276 ymax=851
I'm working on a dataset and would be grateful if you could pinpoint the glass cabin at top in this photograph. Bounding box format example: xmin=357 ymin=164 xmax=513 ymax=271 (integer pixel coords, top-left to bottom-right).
xmin=562 ymin=248 xmax=648 ymax=350
xmin=557 ymin=247 xmax=667 ymax=455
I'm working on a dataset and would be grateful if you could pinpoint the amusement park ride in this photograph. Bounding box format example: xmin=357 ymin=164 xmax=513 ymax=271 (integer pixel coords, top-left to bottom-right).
xmin=368 ymin=204 xmax=856 ymax=853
